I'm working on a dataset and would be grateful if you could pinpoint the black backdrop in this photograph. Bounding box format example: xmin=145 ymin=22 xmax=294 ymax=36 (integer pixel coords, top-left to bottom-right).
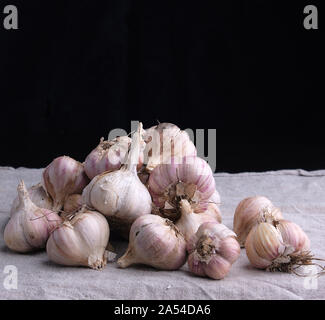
xmin=0 ymin=0 xmax=323 ymax=172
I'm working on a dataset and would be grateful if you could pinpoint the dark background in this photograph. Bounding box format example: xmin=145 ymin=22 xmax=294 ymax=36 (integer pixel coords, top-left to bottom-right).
xmin=0 ymin=0 xmax=323 ymax=172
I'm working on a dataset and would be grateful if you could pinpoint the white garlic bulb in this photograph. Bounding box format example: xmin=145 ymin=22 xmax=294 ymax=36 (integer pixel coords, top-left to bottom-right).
xmin=176 ymin=199 xmax=219 ymax=241
xmin=187 ymin=222 xmax=240 ymax=279
xmin=63 ymin=194 xmax=83 ymax=214
xmin=84 ymin=136 xmax=143 ymax=180
xmin=117 ymin=214 xmax=187 ymax=270
xmin=46 ymin=208 xmax=110 ymax=270
xmin=143 ymin=122 xmax=197 ymax=173
xmin=42 ymin=156 xmax=90 ymax=211
xmin=82 ymin=123 xmax=152 ymax=237
xmin=148 ymin=155 xmax=216 ymax=221
xmin=233 ymin=196 xmax=283 ymax=247
xmin=10 ymin=183 xmax=53 ymax=216
xmin=4 ymin=181 xmax=62 ymax=253
xmin=245 ymin=220 xmax=310 ymax=271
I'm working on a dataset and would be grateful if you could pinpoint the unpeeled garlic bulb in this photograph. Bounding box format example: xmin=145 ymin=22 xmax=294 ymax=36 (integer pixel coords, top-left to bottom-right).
xmin=148 ymin=155 xmax=216 ymax=221
xmin=4 ymin=181 xmax=62 ymax=253
xmin=203 ymin=190 xmax=222 ymax=223
xmin=233 ymin=196 xmax=283 ymax=247
xmin=84 ymin=136 xmax=143 ymax=180
xmin=143 ymin=122 xmax=197 ymax=173
xmin=117 ymin=214 xmax=187 ymax=270
xmin=187 ymin=222 xmax=240 ymax=279
xmin=82 ymin=123 xmax=152 ymax=237
xmin=10 ymin=183 xmax=53 ymax=216
xmin=176 ymin=199 xmax=219 ymax=241
xmin=42 ymin=156 xmax=90 ymax=211
xmin=63 ymin=194 xmax=82 ymax=214
xmin=245 ymin=220 xmax=310 ymax=271
xmin=46 ymin=208 xmax=110 ymax=270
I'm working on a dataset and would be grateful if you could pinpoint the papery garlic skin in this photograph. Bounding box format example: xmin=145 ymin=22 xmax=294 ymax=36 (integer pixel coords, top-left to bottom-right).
xmin=4 ymin=181 xmax=62 ymax=253
xmin=117 ymin=214 xmax=187 ymax=270
xmin=148 ymin=155 xmax=215 ymax=220
xmin=245 ymin=219 xmax=310 ymax=270
xmin=84 ymin=136 xmax=143 ymax=180
xmin=176 ymin=199 xmax=218 ymax=241
xmin=10 ymin=183 xmax=53 ymax=216
xmin=46 ymin=209 xmax=109 ymax=270
xmin=233 ymin=196 xmax=283 ymax=247
xmin=187 ymin=222 xmax=240 ymax=280
xmin=42 ymin=156 xmax=90 ymax=211
xmin=82 ymin=123 xmax=152 ymax=236
xmin=143 ymin=123 xmax=197 ymax=173
xmin=63 ymin=194 xmax=82 ymax=214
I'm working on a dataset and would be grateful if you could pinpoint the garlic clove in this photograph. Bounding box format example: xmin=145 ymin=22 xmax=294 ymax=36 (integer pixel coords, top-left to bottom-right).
xmin=187 ymin=222 xmax=240 ymax=280
xmin=4 ymin=180 xmax=62 ymax=253
xmin=10 ymin=182 xmax=53 ymax=216
xmin=46 ymin=209 xmax=110 ymax=270
xmin=233 ymin=196 xmax=283 ymax=247
xmin=117 ymin=215 xmax=187 ymax=270
xmin=42 ymin=156 xmax=90 ymax=211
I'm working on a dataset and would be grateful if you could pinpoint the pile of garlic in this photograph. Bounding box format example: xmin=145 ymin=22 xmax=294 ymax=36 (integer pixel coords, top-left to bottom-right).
xmin=4 ymin=122 xmax=322 ymax=280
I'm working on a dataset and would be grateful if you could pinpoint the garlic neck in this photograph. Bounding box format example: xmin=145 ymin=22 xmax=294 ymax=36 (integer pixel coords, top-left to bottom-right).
xmin=179 ymin=199 xmax=193 ymax=216
xmin=17 ymin=181 xmax=34 ymax=210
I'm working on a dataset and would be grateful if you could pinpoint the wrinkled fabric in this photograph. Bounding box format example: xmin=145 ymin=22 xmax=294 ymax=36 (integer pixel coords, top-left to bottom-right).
xmin=0 ymin=166 xmax=324 ymax=300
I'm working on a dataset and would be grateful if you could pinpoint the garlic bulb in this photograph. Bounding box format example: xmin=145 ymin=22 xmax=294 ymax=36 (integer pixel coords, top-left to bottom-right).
xmin=233 ymin=196 xmax=283 ymax=247
xmin=187 ymin=222 xmax=240 ymax=279
xmin=84 ymin=136 xmax=143 ymax=180
xmin=245 ymin=220 xmax=310 ymax=271
xmin=42 ymin=156 xmax=90 ymax=211
xmin=143 ymin=123 xmax=197 ymax=173
xmin=63 ymin=194 xmax=82 ymax=214
xmin=10 ymin=183 xmax=53 ymax=216
xmin=4 ymin=181 xmax=62 ymax=253
xmin=148 ymin=155 xmax=216 ymax=221
xmin=82 ymin=123 xmax=152 ymax=237
xmin=117 ymin=214 xmax=187 ymax=270
xmin=176 ymin=199 xmax=219 ymax=241
xmin=46 ymin=208 xmax=110 ymax=270
xmin=203 ymin=203 xmax=222 ymax=223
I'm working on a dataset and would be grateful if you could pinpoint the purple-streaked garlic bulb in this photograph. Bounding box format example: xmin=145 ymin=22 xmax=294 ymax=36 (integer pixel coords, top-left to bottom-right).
xmin=84 ymin=136 xmax=143 ymax=180
xmin=82 ymin=123 xmax=152 ymax=238
xmin=10 ymin=183 xmax=53 ymax=216
xmin=187 ymin=222 xmax=240 ymax=280
xmin=176 ymin=199 xmax=219 ymax=241
xmin=245 ymin=220 xmax=310 ymax=271
xmin=63 ymin=194 xmax=83 ymax=214
xmin=46 ymin=208 xmax=110 ymax=270
xmin=4 ymin=181 xmax=62 ymax=253
xmin=148 ymin=155 xmax=216 ymax=221
xmin=143 ymin=122 xmax=197 ymax=173
xmin=203 ymin=190 xmax=222 ymax=223
xmin=117 ymin=214 xmax=187 ymax=270
xmin=233 ymin=196 xmax=283 ymax=247
xmin=42 ymin=156 xmax=90 ymax=211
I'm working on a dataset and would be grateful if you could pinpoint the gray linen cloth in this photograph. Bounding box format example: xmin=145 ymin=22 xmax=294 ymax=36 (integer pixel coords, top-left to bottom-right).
xmin=0 ymin=166 xmax=324 ymax=300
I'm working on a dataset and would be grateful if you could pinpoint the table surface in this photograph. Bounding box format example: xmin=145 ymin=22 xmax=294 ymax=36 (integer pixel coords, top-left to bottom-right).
xmin=0 ymin=166 xmax=324 ymax=300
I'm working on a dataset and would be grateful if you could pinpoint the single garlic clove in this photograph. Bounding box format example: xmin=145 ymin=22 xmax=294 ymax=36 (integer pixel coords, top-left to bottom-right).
xmin=176 ymin=199 xmax=219 ymax=241
xmin=46 ymin=209 xmax=110 ymax=270
xmin=63 ymin=194 xmax=83 ymax=214
xmin=117 ymin=215 xmax=187 ymax=270
xmin=143 ymin=123 xmax=197 ymax=173
xmin=148 ymin=155 xmax=216 ymax=221
xmin=4 ymin=181 xmax=62 ymax=253
xmin=82 ymin=123 xmax=152 ymax=237
xmin=10 ymin=182 xmax=53 ymax=216
xmin=42 ymin=156 xmax=90 ymax=211
xmin=233 ymin=196 xmax=283 ymax=247
xmin=245 ymin=222 xmax=286 ymax=269
xmin=187 ymin=222 xmax=240 ymax=280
